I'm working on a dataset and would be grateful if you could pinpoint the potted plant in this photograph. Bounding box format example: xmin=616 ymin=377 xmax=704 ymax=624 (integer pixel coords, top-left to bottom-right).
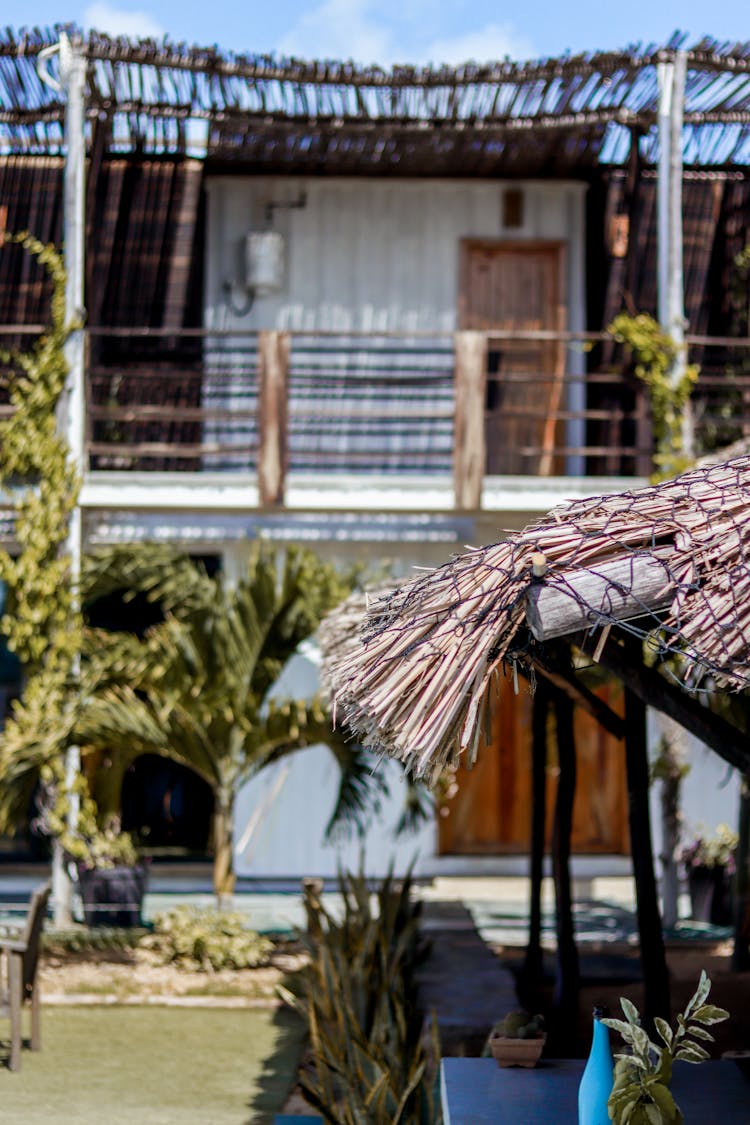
xmin=70 ymin=809 xmax=148 ymax=928
xmin=37 ymin=770 xmax=148 ymax=928
xmin=485 ymin=1010 xmax=546 ymax=1068
xmin=603 ymin=970 xmax=729 ymax=1123
xmin=679 ymin=822 xmax=738 ymax=925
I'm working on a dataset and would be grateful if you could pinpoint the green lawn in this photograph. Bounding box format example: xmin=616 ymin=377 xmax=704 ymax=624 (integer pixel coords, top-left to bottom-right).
xmin=0 ymin=1005 xmax=305 ymax=1124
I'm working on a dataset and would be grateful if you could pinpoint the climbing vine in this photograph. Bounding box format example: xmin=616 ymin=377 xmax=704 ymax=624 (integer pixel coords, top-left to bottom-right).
xmin=608 ymin=312 xmax=698 ymax=481
xmin=0 ymin=233 xmax=83 ymax=831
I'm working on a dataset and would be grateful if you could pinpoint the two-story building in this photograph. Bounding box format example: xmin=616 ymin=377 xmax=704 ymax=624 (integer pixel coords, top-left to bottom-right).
xmin=0 ymin=28 xmax=749 ymax=876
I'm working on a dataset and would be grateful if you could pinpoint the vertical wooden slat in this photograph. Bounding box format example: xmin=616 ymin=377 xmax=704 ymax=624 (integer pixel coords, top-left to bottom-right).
xmin=162 ymin=160 xmax=202 ymax=331
xmin=88 ymin=159 xmax=125 ymax=327
xmin=453 ymin=330 xmax=486 ymax=510
xmin=258 ymin=330 xmax=289 ymax=506
xmin=8 ymin=951 xmax=21 ymax=1070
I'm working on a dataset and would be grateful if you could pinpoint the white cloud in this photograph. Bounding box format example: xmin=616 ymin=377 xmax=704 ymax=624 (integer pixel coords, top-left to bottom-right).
xmin=276 ymin=1 xmax=537 ymax=68
xmin=277 ymin=0 xmax=392 ymax=65
xmin=423 ymin=24 xmax=538 ymax=67
xmin=83 ymin=3 xmax=166 ymax=40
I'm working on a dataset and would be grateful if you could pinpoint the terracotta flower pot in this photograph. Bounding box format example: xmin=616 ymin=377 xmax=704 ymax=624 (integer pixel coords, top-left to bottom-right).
xmin=489 ymin=1032 xmax=547 ymax=1068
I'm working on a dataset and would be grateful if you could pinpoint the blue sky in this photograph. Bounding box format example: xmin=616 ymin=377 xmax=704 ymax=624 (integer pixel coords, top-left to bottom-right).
xmin=9 ymin=1 xmax=750 ymax=65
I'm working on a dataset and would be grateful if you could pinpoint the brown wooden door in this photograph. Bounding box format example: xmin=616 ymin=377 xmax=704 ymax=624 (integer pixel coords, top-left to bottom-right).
xmin=458 ymin=240 xmax=566 ymax=476
xmin=438 ymin=677 xmax=629 ymax=855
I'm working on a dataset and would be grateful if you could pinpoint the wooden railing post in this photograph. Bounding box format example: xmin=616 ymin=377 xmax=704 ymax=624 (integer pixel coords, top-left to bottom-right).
xmin=453 ymin=330 xmax=487 ymax=510
xmin=257 ymin=330 xmax=289 ymax=506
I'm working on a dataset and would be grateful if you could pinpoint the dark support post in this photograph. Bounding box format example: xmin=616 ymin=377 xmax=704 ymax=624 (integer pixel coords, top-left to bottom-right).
xmin=732 ymin=773 xmax=750 ymax=972
xmin=624 ymin=685 xmax=671 ymax=1030
xmin=522 ymin=679 xmax=550 ymax=999
xmin=551 ymin=689 xmax=579 ymax=1023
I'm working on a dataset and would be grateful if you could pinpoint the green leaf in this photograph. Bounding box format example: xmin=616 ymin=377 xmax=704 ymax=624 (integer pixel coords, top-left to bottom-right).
xmin=684 ymin=970 xmax=711 ymax=1017
xmin=654 ymin=1017 xmax=674 ymax=1050
xmin=648 ymin=1080 xmax=678 ymax=1120
xmin=691 ymin=1003 xmax=729 ymax=1026
xmin=621 ymin=997 xmax=641 ymax=1026
xmin=603 ymin=1017 xmax=636 ymax=1039
xmin=674 ymin=1043 xmax=711 ymax=1064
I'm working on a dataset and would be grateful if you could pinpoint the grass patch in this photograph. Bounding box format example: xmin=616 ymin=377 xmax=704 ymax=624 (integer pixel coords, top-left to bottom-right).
xmin=0 ymin=1006 xmax=305 ymax=1124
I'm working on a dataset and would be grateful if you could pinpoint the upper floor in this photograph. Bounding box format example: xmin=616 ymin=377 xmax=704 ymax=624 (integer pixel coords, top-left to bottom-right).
xmin=2 ymin=33 xmax=750 ymax=544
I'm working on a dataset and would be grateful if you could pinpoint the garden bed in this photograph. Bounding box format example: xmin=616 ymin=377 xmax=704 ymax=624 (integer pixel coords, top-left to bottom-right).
xmin=39 ymin=936 xmax=306 ymax=1005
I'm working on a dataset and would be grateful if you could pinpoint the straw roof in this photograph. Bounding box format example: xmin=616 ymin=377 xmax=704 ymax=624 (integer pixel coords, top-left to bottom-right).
xmin=326 ymin=457 xmax=750 ymax=779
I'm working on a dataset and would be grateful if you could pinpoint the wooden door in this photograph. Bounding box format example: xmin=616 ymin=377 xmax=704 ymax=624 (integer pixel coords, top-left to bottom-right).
xmin=458 ymin=241 xmax=566 ymax=476
xmin=438 ymin=676 xmax=629 ymax=855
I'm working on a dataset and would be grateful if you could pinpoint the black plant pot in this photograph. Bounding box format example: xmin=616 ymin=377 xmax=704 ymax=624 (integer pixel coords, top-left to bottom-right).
xmin=687 ymin=864 xmax=733 ymax=926
xmin=77 ymin=862 xmax=148 ymax=928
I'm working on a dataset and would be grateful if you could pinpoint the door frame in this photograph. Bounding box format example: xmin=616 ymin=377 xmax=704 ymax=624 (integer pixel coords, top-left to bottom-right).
xmin=457 ymin=238 xmax=568 ymax=331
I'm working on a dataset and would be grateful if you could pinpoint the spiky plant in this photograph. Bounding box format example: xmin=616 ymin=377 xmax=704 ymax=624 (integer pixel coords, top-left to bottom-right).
xmin=280 ymin=867 xmax=441 ymax=1124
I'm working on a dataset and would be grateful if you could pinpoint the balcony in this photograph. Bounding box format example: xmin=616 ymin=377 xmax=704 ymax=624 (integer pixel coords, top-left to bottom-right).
xmin=3 ymin=326 xmax=750 ymax=518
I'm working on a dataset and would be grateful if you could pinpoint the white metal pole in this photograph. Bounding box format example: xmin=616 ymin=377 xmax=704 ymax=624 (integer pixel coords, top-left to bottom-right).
xmin=656 ymin=59 xmax=673 ymax=333
xmin=655 ymin=52 xmax=688 ymax=932
xmin=50 ymin=33 xmax=87 ymax=927
xmin=669 ymin=50 xmax=692 ymax=459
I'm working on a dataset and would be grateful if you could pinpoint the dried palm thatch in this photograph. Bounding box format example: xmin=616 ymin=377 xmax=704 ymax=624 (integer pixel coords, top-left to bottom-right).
xmin=325 ymin=457 xmax=750 ymax=781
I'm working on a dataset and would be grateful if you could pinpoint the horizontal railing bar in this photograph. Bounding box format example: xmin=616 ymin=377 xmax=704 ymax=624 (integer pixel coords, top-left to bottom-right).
xmin=88 ymin=442 xmax=258 ymax=456
xmin=82 ymin=327 xmax=613 ymax=343
xmin=2 ymin=324 xmax=750 ymax=350
xmin=288 ymin=407 xmax=455 ymax=420
xmin=518 ymin=445 xmax=646 ymax=456
xmin=90 ymin=406 xmax=258 ymax=422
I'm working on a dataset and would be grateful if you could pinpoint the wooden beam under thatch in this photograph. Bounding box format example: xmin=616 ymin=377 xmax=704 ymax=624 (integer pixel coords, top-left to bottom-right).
xmin=325 ymin=457 xmax=750 ymax=780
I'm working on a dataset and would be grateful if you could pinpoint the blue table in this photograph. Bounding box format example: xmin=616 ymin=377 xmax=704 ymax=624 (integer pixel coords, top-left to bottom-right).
xmin=441 ymin=1057 xmax=750 ymax=1123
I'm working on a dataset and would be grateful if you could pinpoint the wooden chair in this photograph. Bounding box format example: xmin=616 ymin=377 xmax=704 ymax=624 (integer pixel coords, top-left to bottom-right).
xmin=0 ymin=881 xmax=51 ymax=1070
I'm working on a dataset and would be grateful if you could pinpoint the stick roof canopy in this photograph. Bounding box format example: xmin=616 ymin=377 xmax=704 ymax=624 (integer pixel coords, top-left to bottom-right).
xmin=5 ymin=28 xmax=750 ymax=170
xmin=326 ymin=458 xmax=750 ymax=780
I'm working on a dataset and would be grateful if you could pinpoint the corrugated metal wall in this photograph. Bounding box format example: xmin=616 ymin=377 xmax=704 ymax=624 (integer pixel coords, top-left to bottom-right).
xmin=204 ymin=177 xmax=587 ymax=334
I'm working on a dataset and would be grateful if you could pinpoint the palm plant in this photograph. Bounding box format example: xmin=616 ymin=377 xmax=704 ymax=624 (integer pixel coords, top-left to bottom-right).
xmin=73 ymin=542 xmax=385 ymax=901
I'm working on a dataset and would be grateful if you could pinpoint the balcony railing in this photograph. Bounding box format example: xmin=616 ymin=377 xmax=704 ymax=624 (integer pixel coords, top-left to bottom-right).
xmin=2 ymin=326 xmax=750 ymax=509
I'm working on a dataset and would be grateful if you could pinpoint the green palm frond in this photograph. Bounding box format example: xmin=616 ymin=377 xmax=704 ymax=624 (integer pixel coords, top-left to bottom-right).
xmin=323 ymin=735 xmax=389 ymax=840
xmin=83 ymin=543 xmax=217 ymax=614
xmin=76 ymin=683 xmax=221 ymax=787
xmin=393 ymin=773 xmax=435 ymax=837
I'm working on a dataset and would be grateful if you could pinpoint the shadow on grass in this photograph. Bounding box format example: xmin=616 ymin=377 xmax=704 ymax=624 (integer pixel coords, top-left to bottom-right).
xmin=246 ymin=1004 xmax=308 ymax=1124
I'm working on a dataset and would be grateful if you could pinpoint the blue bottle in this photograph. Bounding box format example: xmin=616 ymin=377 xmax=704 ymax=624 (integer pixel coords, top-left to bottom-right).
xmin=578 ymin=1005 xmax=614 ymax=1125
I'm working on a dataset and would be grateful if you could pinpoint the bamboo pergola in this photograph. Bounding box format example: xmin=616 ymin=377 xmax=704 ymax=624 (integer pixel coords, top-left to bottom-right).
xmin=4 ymin=28 xmax=750 ymax=171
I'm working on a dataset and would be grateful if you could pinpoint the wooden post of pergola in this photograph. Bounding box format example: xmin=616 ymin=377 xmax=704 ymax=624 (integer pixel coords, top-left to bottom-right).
xmin=623 ymin=681 xmax=671 ymax=1029
xmin=551 ymin=688 xmax=580 ymax=1024
xmin=732 ymin=774 xmax=750 ymax=972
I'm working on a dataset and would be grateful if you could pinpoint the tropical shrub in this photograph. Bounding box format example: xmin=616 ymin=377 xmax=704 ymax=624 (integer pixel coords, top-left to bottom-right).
xmin=149 ymin=905 xmax=273 ymax=971
xmin=280 ymin=868 xmax=441 ymax=1124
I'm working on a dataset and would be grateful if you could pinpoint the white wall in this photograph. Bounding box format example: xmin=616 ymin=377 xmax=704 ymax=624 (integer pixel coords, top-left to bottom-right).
xmin=204 ymin=176 xmax=587 ymax=335
xmin=648 ymin=711 xmax=740 ymax=878
xmin=233 ymin=646 xmax=436 ymax=880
